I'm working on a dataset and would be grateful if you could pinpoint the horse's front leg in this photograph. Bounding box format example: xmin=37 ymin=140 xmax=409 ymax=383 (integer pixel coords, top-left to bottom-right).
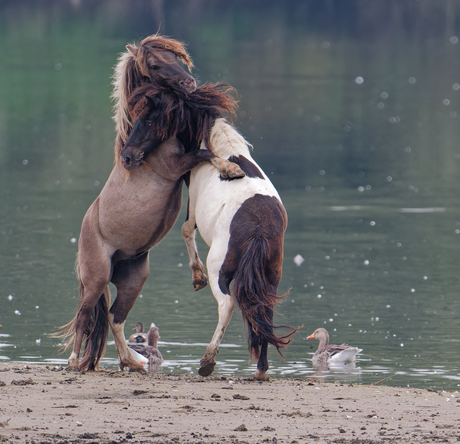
xmin=209 ymin=156 xmax=245 ymax=179
xmin=198 ymin=244 xmax=236 ymax=377
xmin=109 ymin=252 xmax=151 ymax=374
xmin=170 ymin=150 xmax=245 ymax=180
xmin=181 ymin=201 xmax=207 ymax=291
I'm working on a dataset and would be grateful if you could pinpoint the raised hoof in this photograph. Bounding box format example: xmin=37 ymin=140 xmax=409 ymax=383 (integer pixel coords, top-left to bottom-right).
xmin=198 ymin=361 xmax=216 ymax=377
xmin=254 ymin=370 xmax=270 ymax=381
xmin=193 ymin=278 xmax=208 ymax=291
xmin=227 ymin=166 xmax=245 ymax=179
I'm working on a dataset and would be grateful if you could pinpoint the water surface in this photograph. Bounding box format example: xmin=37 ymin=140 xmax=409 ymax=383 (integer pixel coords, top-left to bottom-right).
xmin=1 ymin=1 xmax=459 ymax=390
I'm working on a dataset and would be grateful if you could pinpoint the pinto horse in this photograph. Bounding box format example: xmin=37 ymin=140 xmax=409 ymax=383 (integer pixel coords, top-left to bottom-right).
xmin=59 ymin=36 xmax=243 ymax=373
xmin=122 ymin=83 xmax=300 ymax=380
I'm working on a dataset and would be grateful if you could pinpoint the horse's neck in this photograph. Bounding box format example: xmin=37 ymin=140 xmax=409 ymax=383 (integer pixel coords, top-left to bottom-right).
xmin=112 ymin=139 xmax=183 ymax=183
xmin=143 ymin=139 xmax=187 ymax=179
xmin=177 ymin=130 xmax=200 ymax=153
xmin=208 ymin=118 xmax=251 ymax=159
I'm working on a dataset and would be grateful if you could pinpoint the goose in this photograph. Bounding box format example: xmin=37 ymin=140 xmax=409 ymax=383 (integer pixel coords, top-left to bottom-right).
xmin=128 ymin=322 xmax=147 ymax=344
xmin=128 ymin=323 xmax=163 ymax=369
xmin=306 ymin=328 xmax=362 ymax=367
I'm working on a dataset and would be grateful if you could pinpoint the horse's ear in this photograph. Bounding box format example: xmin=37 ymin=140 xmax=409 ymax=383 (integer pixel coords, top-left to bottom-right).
xmin=126 ymin=45 xmax=138 ymax=57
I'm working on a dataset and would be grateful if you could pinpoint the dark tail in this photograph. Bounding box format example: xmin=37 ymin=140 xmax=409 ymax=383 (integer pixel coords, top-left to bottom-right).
xmin=232 ymin=236 xmax=300 ymax=361
xmin=54 ymin=283 xmax=111 ymax=371
xmin=79 ymin=285 xmax=111 ymax=371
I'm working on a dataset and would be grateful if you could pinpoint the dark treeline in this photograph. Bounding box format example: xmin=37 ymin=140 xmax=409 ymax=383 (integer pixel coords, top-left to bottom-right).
xmin=1 ymin=0 xmax=459 ymax=42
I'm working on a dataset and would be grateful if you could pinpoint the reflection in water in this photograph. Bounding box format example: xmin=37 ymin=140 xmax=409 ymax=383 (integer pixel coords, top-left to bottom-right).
xmin=308 ymin=362 xmax=363 ymax=384
xmin=1 ymin=1 xmax=460 ymax=389
xmin=0 ymin=333 xmax=14 ymax=361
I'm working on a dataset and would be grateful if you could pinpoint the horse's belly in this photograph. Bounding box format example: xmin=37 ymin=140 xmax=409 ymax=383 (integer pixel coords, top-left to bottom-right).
xmin=102 ymin=204 xmax=180 ymax=252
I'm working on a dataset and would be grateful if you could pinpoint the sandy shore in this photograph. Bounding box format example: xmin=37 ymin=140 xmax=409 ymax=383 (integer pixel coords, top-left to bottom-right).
xmin=0 ymin=362 xmax=459 ymax=443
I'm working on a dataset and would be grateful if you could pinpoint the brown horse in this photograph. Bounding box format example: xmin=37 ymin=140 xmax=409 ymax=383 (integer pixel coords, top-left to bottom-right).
xmin=112 ymin=33 xmax=196 ymax=153
xmin=111 ymin=33 xmax=240 ymax=175
xmin=59 ymin=36 xmax=243 ymax=373
xmin=122 ymin=83 xmax=301 ymax=380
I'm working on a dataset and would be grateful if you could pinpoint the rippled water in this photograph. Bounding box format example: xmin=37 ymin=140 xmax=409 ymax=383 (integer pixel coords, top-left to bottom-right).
xmin=1 ymin=1 xmax=460 ymax=390
xmin=2 ymin=184 xmax=459 ymax=389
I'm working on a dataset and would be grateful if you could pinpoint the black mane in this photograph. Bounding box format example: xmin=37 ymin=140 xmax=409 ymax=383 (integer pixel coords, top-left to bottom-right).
xmin=128 ymin=81 xmax=239 ymax=152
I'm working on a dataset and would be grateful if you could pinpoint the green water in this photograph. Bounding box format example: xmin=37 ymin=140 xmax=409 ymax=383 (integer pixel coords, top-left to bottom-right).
xmin=1 ymin=1 xmax=459 ymax=389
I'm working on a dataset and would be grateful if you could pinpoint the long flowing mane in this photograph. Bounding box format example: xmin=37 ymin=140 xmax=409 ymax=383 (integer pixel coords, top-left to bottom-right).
xmin=111 ymin=34 xmax=194 ymax=154
xmin=125 ymin=82 xmax=239 ymax=156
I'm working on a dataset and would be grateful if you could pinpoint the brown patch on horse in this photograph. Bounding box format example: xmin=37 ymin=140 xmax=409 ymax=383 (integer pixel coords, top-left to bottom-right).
xmin=126 ymin=82 xmax=238 ymax=155
xmin=218 ymin=194 xmax=298 ymax=360
xmin=224 ymin=155 xmax=265 ymax=180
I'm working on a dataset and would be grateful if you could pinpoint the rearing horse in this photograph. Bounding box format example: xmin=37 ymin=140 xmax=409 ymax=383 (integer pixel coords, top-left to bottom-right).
xmin=122 ymin=83 xmax=301 ymax=380
xmin=59 ymin=35 xmax=243 ymax=372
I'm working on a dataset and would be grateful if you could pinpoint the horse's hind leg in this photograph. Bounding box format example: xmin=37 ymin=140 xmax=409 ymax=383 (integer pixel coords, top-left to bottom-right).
xmin=182 ymin=200 xmax=207 ymax=291
xmin=255 ymin=338 xmax=270 ymax=381
xmin=67 ymin=257 xmax=112 ymax=372
xmin=199 ymin=242 xmax=236 ymax=377
xmin=109 ymin=252 xmax=150 ymax=373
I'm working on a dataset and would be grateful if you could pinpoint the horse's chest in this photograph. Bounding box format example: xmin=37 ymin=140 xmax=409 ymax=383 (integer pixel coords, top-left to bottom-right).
xmin=98 ymin=171 xmax=183 ymax=250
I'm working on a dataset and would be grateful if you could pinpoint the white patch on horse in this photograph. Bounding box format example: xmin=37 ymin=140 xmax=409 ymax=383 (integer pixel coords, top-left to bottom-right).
xmin=192 ymin=119 xmax=280 ymax=247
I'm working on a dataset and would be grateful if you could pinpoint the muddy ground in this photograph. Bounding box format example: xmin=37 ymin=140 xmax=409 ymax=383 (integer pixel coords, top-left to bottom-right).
xmin=0 ymin=362 xmax=459 ymax=443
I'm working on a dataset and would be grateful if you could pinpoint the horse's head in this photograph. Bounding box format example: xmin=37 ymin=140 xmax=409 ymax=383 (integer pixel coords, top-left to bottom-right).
xmin=119 ymin=82 xmax=240 ymax=169
xmin=127 ymin=35 xmax=196 ymax=93
xmin=112 ymin=34 xmax=197 ymax=155
xmin=120 ymin=96 xmax=163 ymax=171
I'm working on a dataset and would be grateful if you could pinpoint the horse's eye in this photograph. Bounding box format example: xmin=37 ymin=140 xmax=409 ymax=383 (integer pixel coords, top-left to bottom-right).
xmin=145 ymin=121 xmax=152 ymax=127
xmin=150 ymin=65 xmax=160 ymax=70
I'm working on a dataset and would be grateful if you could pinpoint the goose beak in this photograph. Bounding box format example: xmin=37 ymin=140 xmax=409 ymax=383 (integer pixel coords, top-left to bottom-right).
xmin=306 ymin=333 xmax=315 ymax=340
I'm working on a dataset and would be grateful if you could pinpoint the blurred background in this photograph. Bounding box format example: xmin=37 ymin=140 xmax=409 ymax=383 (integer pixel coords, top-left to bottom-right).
xmin=1 ymin=0 xmax=460 ymax=389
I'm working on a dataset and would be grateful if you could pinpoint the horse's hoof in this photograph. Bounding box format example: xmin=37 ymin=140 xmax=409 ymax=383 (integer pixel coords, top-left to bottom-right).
xmin=65 ymin=365 xmax=80 ymax=373
xmin=198 ymin=361 xmax=216 ymax=377
xmin=193 ymin=278 xmax=208 ymax=291
xmin=228 ymin=166 xmax=245 ymax=179
xmin=254 ymin=370 xmax=270 ymax=381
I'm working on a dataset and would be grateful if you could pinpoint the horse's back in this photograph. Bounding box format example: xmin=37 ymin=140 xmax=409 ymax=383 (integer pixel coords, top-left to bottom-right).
xmin=190 ymin=144 xmax=285 ymax=247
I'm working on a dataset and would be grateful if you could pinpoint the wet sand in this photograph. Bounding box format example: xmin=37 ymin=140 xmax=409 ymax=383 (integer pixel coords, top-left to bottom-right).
xmin=0 ymin=362 xmax=459 ymax=443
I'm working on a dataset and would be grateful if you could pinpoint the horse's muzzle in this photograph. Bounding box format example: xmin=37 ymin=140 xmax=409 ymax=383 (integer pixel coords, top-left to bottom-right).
xmin=121 ymin=154 xmax=143 ymax=171
xmin=180 ymin=78 xmax=197 ymax=93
